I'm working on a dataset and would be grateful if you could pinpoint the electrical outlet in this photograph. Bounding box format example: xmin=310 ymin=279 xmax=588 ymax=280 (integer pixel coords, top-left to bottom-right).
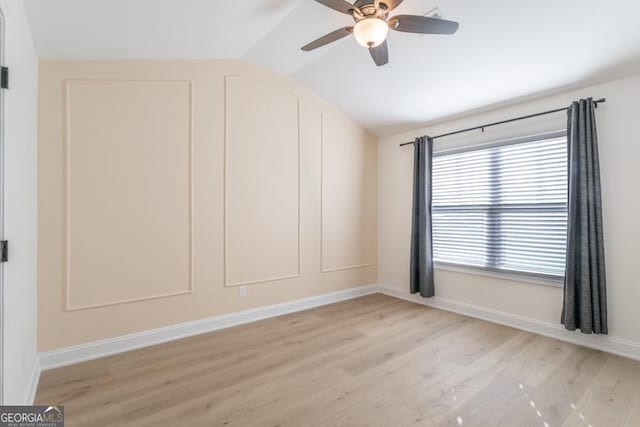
xmin=239 ymin=286 xmax=247 ymax=298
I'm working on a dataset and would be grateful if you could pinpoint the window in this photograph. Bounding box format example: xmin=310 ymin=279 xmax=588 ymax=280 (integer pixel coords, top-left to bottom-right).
xmin=432 ymin=132 xmax=567 ymax=280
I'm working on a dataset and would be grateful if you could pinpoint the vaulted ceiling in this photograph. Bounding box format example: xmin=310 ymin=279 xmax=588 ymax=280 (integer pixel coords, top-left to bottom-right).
xmin=24 ymin=0 xmax=640 ymax=135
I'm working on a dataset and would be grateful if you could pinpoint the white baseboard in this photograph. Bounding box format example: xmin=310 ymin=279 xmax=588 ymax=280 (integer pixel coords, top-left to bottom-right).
xmin=38 ymin=284 xmax=379 ymax=371
xmin=26 ymin=355 xmax=41 ymax=405
xmin=378 ymin=284 xmax=640 ymax=362
xmin=33 ymin=282 xmax=640 ymax=402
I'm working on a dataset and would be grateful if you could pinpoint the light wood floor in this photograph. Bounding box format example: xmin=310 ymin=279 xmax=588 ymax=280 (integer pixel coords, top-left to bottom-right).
xmin=36 ymin=294 xmax=640 ymax=427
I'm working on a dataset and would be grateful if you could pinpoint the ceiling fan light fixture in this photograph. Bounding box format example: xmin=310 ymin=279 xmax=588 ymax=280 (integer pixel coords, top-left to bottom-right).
xmin=353 ymin=17 xmax=389 ymax=48
xmin=302 ymin=1 xmax=460 ymax=66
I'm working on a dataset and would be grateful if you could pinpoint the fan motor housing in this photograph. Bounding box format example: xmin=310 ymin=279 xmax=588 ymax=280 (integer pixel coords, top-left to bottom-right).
xmin=354 ymin=0 xmax=376 ymax=7
xmin=354 ymin=0 xmax=379 ymax=17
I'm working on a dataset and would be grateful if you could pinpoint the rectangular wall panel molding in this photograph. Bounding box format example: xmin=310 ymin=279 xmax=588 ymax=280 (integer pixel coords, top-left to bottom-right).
xmin=64 ymin=79 xmax=194 ymax=311
xmin=224 ymin=76 xmax=301 ymax=287
xmin=321 ymin=114 xmax=374 ymax=273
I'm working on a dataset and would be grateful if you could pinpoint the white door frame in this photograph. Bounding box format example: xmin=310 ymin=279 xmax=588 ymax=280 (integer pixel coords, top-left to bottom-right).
xmin=0 ymin=4 xmax=5 ymax=405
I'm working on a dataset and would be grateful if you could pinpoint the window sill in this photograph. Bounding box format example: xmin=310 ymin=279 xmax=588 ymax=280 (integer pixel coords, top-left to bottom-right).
xmin=434 ymin=262 xmax=564 ymax=288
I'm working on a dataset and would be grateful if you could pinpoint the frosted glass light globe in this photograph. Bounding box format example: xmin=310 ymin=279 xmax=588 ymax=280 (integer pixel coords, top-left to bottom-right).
xmin=353 ymin=18 xmax=389 ymax=48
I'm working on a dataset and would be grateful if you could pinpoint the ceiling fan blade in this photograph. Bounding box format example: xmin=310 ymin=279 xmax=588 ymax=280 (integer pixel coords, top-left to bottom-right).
xmin=313 ymin=0 xmax=356 ymax=15
xmin=369 ymin=40 xmax=389 ymax=66
xmin=389 ymin=15 xmax=459 ymax=35
xmin=378 ymin=0 xmax=403 ymax=12
xmin=301 ymin=26 xmax=354 ymax=51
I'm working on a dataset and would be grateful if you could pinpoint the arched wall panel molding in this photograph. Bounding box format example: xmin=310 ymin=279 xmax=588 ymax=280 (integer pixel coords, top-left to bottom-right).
xmin=224 ymin=76 xmax=300 ymax=287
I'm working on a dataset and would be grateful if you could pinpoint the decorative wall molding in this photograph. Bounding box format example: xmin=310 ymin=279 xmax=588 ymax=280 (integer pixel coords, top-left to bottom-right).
xmin=62 ymin=79 xmax=195 ymax=311
xmin=39 ymin=284 xmax=379 ymax=371
xmin=223 ymin=75 xmax=301 ymax=287
xmin=321 ymin=264 xmax=373 ymax=274
xmin=320 ymin=113 xmax=373 ymax=273
xmin=377 ymin=284 xmax=640 ymax=362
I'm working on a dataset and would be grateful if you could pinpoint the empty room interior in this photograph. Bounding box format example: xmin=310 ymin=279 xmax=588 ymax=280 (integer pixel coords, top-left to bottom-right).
xmin=2 ymin=0 xmax=640 ymax=425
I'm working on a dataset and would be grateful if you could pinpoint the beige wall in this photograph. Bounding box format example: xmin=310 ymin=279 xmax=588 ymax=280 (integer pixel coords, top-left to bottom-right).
xmin=378 ymin=73 xmax=640 ymax=345
xmin=38 ymin=60 xmax=377 ymax=352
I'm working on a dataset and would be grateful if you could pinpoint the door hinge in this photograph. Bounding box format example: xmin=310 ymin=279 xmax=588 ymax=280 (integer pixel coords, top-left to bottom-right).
xmin=1 ymin=67 xmax=8 ymax=89
xmin=1 ymin=241 xmax=7 ymax=262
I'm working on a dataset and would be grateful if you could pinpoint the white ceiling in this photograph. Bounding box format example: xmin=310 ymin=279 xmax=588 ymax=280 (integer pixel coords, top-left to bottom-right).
xmin=24 ymin=0 xmax=640 ymax=136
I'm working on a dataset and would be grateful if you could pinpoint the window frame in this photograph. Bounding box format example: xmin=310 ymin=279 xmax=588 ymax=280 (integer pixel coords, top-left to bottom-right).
xmin=431 ymin=130 xmax=568 ymax=286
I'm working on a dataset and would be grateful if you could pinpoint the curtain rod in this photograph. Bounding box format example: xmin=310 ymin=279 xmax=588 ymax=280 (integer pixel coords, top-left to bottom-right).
xmin=399 ymin=98 xmax=606 ymax=147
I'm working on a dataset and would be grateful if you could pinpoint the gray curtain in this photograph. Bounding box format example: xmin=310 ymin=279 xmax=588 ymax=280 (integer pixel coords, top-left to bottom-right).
xmin=562 ymin=98 xmax=608 ymax=334
xmin=410 ymin=136 xmax=435 ymax=298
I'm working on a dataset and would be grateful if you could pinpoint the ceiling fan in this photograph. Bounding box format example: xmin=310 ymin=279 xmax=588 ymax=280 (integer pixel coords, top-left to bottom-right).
xmin=301 ymin=0 xmax=459 ymax=66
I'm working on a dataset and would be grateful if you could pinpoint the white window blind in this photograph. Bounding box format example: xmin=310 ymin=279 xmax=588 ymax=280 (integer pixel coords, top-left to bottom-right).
xmin=432 ymin=133 xmax=568 ymax=280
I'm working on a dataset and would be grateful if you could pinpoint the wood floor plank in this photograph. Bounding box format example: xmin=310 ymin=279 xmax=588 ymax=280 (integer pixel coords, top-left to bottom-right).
xmin=120 ymin=327 xmax=367 ymax=422
xmin=400 ymin=331 xmax=537 ymax=424
xmin=253 ymin=339 xmax=460 ymax=427
xmin=35 ymin=294 xmax=640 ymax=427
xmin=623 ymin=388 xmax=640 ymax=427
xmin=562 ymin=355 xmax=640 ymax=427
xmin=493 ymin=346 xmax=609 ymax=426
xmin=340 ymin=309 xmax=465 ymax=375
xmin=429 ymin=319 xmax=520 ymax=367
xmin=496 ymin=334 xmax=577 ymax=387
xmin=437 ymin=374 xmax=539 ymax=427
xmin=136 ymin=366 xmax=353 ymax=427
